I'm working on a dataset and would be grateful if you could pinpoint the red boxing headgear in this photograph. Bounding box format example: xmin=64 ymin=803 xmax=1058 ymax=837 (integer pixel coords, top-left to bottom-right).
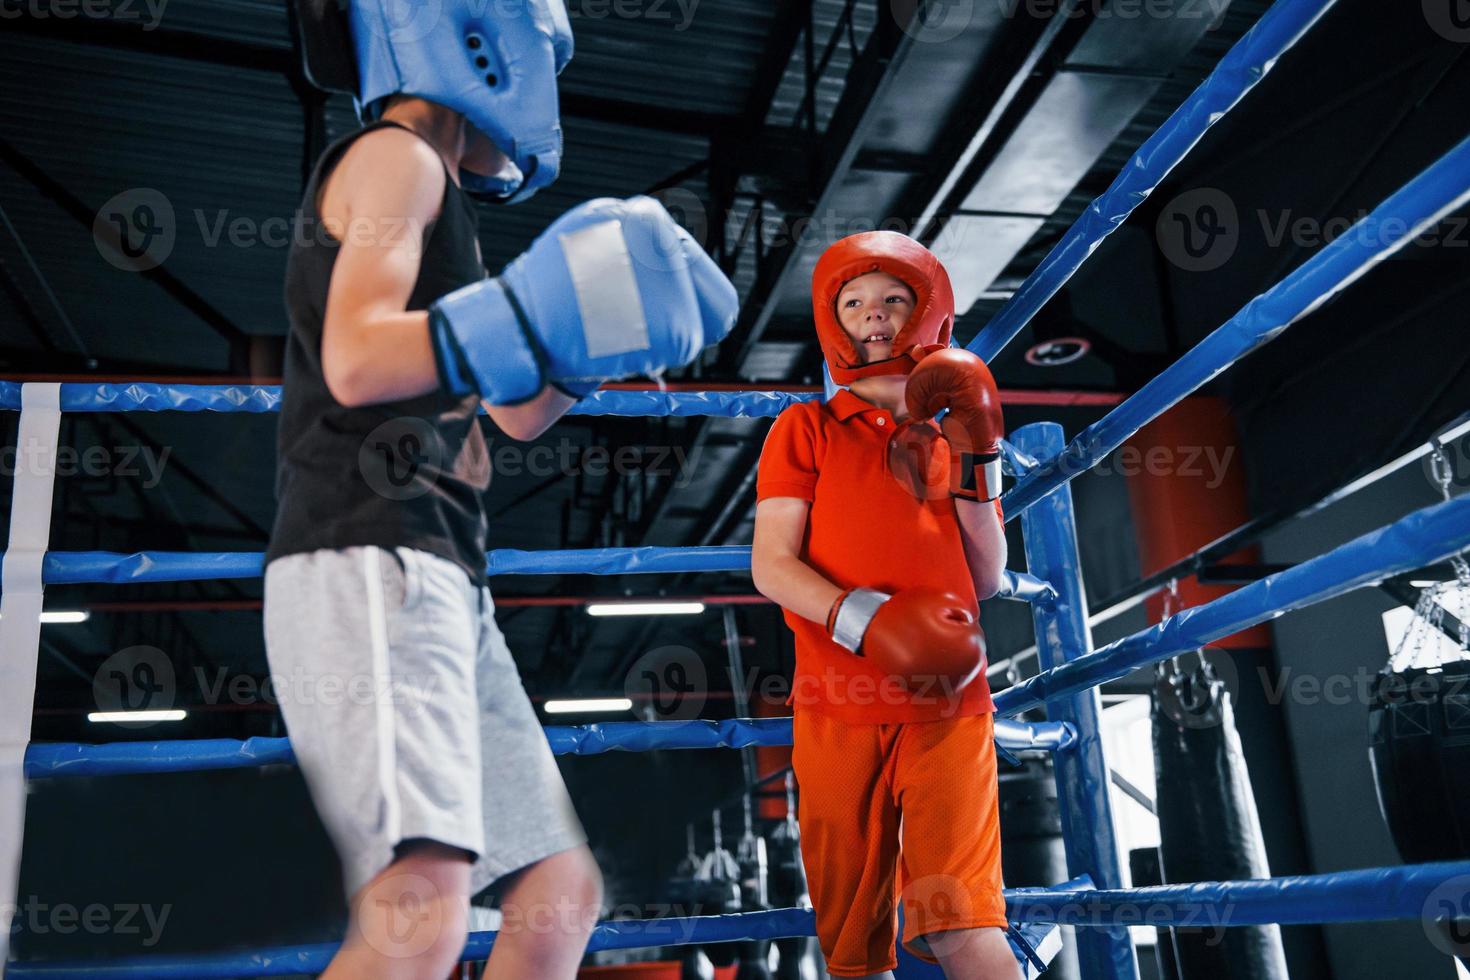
xmin=813 ymin=231 xmax=955 ymax=385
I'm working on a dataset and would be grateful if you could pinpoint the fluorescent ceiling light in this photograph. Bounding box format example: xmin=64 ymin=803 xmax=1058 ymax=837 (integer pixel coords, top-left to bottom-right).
xmin=0 ymin=610 xmax=90 ymax=624
xmin=42 ymin=610 xmax=90 ymax=624
xmin=543 ymin=698 xmax=634 ymax=715
xmin=87 ymin=710 xmax=187 ymax=724
xmin=585 ymin=601 xmax=705 ymax=617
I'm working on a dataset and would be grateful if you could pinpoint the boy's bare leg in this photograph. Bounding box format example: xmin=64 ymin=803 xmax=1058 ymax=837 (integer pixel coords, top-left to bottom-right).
xmin=929 ymin=926 xmax=1023 ymax=980
xmin=323 ymin=840 xmax=473 ymax=980
xmin=484 ymin=844 xmax=604 ymax=980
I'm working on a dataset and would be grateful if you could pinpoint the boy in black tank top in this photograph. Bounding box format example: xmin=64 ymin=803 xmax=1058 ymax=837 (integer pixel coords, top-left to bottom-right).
xmin=268 ymin=4 xmax=738 ymax=978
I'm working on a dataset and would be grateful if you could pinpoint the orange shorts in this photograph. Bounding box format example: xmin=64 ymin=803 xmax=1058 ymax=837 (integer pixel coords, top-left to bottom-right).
xmin=791 ymin=709 xmax=1008 ymax=977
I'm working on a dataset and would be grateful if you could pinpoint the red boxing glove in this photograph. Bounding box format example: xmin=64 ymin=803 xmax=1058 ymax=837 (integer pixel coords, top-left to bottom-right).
xmin=903 ymin=347 xmax=1004 ymax=501
xmin=827 ymin=586 xmax=986 ymax=692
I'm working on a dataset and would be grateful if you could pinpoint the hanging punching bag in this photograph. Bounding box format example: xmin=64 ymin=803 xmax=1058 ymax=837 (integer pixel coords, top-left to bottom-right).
xmin=1153 ymin=653 xmax=1288 ymax=980
xmin=1368 ymin=656 xmax=1470 ymax=965
xmin=735 ymin=828 xmax=774 ymax=980
xmin=1129 ymin=847 xmax=1181 ymax=980
xmin=696 ymin=810 xmax=745 ymax=971
xmin=679 ymin=945 xmax=717 ymax=980
xmin=1368 ymin=660 xmax=1470 ymax=862
xmin=664 ymin=875 xmax=718 ymax=980
xmin=998 ymin=758 xmax=1079 ymax=980
xmin=767 ymin=779 xmax=822 ymax=980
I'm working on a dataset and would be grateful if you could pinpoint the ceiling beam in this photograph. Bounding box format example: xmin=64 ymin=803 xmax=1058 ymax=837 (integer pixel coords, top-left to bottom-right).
xmin=0 ymin=10 xmax=294 ymax=71
xmin=736 ymin=0 xmax=816 ymax=134
xmin=1 ymin=13 xmax=744 ymax=138
xmin=713 ymin=7 xmax=913 ymax=374
xmin=561 ymin=92 xmax=733 ymax=137
xmin=0 ymin=136 xmax=249 ymax=355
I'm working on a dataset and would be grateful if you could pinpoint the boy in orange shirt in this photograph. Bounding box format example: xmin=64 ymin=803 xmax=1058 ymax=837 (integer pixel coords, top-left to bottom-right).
xmin=751 ymin=231 xmax=1018 ymax=979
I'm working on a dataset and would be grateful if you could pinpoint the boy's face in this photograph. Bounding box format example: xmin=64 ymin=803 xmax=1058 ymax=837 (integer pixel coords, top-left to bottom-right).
xmin=835 ymin=271 xmax=916 ymax=363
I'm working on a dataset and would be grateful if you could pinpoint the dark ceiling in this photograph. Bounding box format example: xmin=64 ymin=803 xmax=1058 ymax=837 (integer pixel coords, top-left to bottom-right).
xmin=3 ymin=0 xmax=1469 ymax=748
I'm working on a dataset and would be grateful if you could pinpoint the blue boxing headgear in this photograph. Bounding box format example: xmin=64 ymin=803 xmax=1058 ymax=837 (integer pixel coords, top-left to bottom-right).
xmin=295 ymin=0 xmax=573 ymax=204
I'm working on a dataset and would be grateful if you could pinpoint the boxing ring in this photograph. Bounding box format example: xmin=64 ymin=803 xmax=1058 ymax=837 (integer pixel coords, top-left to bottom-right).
xmin=6 ymin=0 xmax=1470 ymax=974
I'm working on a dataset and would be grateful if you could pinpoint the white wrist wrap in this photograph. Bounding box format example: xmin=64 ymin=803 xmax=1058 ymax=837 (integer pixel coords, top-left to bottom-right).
xmin=831 ymin=588 xmax=891 ymax=655
xmin=980 ymin=451 xmax=1003 ymax=501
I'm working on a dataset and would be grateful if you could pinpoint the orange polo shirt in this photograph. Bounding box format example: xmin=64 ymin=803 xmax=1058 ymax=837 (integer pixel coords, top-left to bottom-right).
xmin=756 ymin=389 xmax=998 ymax=724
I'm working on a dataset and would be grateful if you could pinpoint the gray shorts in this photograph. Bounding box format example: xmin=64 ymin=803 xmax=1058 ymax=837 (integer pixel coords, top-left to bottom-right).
xmin=263 ymin=545 xmax=586 ymax=899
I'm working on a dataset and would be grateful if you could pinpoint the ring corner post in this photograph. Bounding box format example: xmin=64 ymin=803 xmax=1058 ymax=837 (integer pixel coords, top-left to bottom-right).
xmin=1 ymin=382 xmax=64 ymax=979
xmin=1011 ymin=420 xmax=1138 ymax=980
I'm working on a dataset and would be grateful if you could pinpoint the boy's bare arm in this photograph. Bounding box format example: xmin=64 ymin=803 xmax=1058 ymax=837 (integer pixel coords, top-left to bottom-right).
xmin=319 ymin=127 xmax=445 ymax=409
xmin=488 ymin=388 xmax=577 ymax=442
xmin=955 ymin=498 xmax=1008 ymax=600
xmin=318 ymin=126 xmax=573 ymax=441
xmin=752 ymin=498 xmax=844 ymax=625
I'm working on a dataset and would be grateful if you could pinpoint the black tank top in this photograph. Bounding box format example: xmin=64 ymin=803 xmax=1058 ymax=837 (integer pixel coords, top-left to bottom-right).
xmin=265 ymin=121 xmax=491 ymax=586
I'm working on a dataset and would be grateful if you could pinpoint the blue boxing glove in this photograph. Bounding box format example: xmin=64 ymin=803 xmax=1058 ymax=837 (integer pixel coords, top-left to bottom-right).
xmin=430 ymin=196 xmax=738 ymax=404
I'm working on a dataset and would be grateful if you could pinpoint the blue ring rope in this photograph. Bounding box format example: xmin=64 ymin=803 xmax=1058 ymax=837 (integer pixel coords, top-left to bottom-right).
xmin=22 ymin=717 xmax=1076 ymax=779
xmin=10 ymin=862 xmax=1469 ymax=977
xmin=997 ymin=131 xmax=1470 ymax=523
xmin=967 ymin=0 xmax=1341 ymax=364
xmin=0 ymin=384 xmax=815 ymax=419
xmin=997 ymin=493 xmax=1470 ymax=716
xmin=21 ymin=549 xmax=1054 ymax=596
